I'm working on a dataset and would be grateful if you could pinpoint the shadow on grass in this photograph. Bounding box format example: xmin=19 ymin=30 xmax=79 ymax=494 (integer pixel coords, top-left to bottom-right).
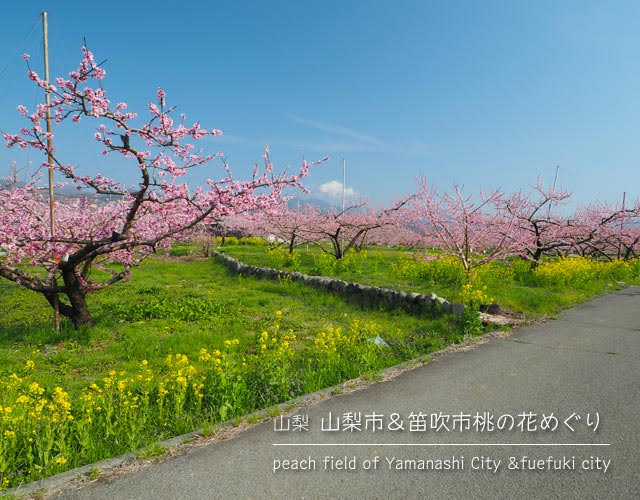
xmin=0 ymin=316 xmax=101 ymax=347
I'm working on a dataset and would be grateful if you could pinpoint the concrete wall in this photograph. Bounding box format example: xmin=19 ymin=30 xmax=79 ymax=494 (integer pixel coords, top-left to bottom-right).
xmin=214 ymin=251 xmax=464 ymax=316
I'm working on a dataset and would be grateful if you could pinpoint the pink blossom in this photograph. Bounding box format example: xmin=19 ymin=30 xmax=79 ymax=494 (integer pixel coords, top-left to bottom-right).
xmin=0 ymin=45 xmax=323 ymax=326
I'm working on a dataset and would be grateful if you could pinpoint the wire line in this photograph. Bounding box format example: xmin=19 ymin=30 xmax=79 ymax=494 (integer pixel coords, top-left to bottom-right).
xmin=0 ymin=14 xmax=42 ymax=81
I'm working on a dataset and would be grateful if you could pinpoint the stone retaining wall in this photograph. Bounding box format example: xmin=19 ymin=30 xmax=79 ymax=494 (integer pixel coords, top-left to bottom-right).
xmin=214 ymin=251 xmax=464 ymax=316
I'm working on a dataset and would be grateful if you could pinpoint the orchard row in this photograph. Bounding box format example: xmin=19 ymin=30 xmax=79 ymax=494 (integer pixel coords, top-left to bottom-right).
xmin=204 ymin=179 xmax=640 ymax=275
xmin=1 ymin=46 xmax=638 ymax=326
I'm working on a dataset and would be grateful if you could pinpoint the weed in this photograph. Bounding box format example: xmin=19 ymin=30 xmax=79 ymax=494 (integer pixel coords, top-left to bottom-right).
xmin=87 ymin=467 xmax=100 ymax=480
xmin=267 ymin=407 xmax=281 ymax=418
xmin=363 ymin=370 xmax=383 ymax=382
xmin=200 ymin=420 xmax=218 ymax=438
xmin=246 ymin=414 xmax=260 ymax=424
xmin=137 ymin=444 xmax=167 ymax=460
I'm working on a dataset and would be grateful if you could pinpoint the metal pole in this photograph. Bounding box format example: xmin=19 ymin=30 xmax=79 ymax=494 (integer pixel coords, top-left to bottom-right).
xmin=341 ymin=158 xmax=345 ymax=257
xmin=342 ymin=158 xmax=346 ymax=214
xmin=552 ymin=165 xmax=559 ymax=191
xmin=618 ymin=191 xmax=626 ymax=259
xmin=547 ymin=165 xmax=559 ymax=218
xmin=43 ymin=11 xmax=60 ymax=332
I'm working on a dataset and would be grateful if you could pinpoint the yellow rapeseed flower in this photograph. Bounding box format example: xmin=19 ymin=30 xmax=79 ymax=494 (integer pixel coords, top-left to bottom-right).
xmin=29 ymin=382 xmax=44 ymax=395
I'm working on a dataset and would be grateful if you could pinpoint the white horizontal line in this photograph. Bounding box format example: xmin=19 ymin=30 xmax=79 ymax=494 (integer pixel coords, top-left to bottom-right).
xmin=272 ymin=443 xmax=610 ymax=447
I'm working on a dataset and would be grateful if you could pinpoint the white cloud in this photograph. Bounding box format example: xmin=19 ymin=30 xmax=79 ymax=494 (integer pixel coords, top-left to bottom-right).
xmin=318 ymin=180 xmax=356 ymax=198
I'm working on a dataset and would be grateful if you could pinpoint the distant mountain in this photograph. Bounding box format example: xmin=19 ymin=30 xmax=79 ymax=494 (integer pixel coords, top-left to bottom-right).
xmin=0 ymin=179 xmax=26 ymax=190
xmin=286 ymin=195 xmax=333 ymax=211
xmin=1 ymin=183 xmax=339 ymax=211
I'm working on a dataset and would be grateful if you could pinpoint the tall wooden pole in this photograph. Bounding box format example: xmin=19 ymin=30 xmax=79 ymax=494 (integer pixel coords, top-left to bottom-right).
xmin=43 ymin=11 xmax=60 ymax=332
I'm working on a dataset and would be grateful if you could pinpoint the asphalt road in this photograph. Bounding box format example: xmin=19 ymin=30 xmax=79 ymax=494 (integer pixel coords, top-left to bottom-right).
xmin=52 ymin=287 xmax=640 ymax=499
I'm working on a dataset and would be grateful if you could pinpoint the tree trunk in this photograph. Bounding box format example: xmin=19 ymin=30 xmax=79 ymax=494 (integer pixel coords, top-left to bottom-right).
xmin=63 ymin=268 xmax=95 ymax=327
xmin=202 ymin=239 xmax=211 ymax=257
xmin=44 ymin=267 xmax=95 ymax=328
xmin=332 ymin=239 xmax=343 ymax=259
xmin=65 ymin=289 xmax=95 ymax=327
xmin=529 ymin=247 xmax=544 ymax=270
xmin=288 ymin=234 xmax=296 ymax=254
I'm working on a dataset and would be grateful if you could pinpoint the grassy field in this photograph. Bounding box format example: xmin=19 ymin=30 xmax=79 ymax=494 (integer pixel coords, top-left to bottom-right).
xmin=221 ymin=243 xmax=640 ymax=317
xmin=0 ymin=256 xmax=459 ymax=390
xmin=2 ymin=242 xmax=639 ymax=488
xmin=0 ymin=253 xmax=463 ymax=488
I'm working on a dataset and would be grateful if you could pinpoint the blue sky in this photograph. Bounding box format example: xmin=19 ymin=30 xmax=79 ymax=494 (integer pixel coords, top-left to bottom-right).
xmin=0 ymin=0 xmax=638 ymax=207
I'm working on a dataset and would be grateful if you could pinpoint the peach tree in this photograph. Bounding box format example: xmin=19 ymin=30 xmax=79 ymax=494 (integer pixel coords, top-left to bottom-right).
xmin=1 ymin=48 xmax=320 ymax=326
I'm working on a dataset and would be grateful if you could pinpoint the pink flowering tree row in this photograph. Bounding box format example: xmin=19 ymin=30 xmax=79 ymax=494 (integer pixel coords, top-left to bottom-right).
xmin=231 ymin=178 xmax=639 ymax=274
xmin=405 ymin=178 xmax=640 ymax=276
xmin=1 ymin=47 xmax=323 ymax=326
xmin=305 ymin=199 xmax=412 ymax=259
xmin=407 ymin=178 xmax=527 ymax=277
xmin=246 ymin=203 xmax=318 ymax=253
xmin=566 ymin=200 xmax=640 ymax=261
xmin=245 ymin=197 xmax=412 ymax=259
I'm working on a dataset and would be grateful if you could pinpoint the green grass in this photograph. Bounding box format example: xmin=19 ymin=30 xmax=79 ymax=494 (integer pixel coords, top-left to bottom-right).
xmin=223 ymin=244 xmax=412 ymax=288
xmin=136 ymin=443 xmax=167 ymax=460
xmin=2 ymin=243 xmax=638 ymax=489
xmin=221 ymin=244 xmax=640 ymax=318
xmin=1 ymin=253 xmax=471 ymax=488
xmin=0 ymin=254 xmax=457 ymax=395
